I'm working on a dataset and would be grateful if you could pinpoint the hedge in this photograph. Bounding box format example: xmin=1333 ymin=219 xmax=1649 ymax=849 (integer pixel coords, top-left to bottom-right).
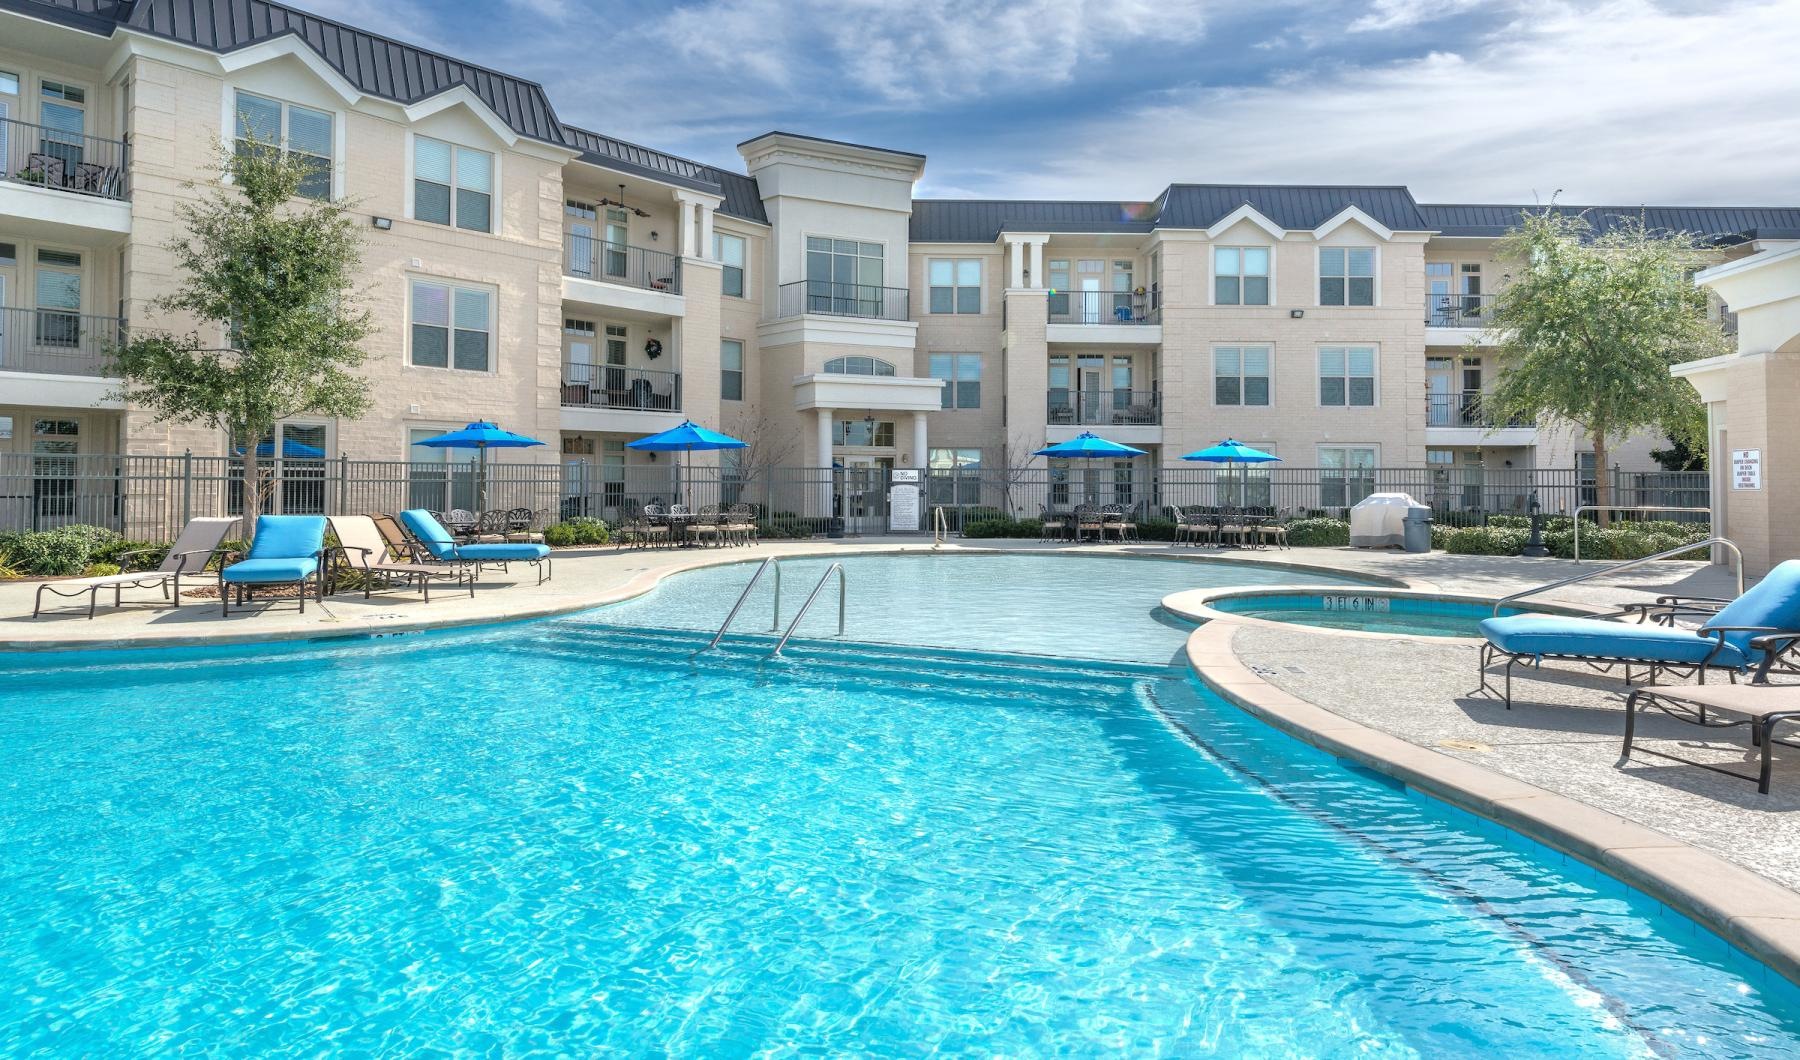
xmin=1284 ymin=518 xmax=1351 ymax=547
xmin=544 ymin=517 xmax=610 ymax=547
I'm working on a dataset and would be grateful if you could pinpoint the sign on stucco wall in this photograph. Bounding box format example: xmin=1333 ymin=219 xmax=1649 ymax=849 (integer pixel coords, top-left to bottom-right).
xmin=1733 ymin=448 xmax=1762 ymax=490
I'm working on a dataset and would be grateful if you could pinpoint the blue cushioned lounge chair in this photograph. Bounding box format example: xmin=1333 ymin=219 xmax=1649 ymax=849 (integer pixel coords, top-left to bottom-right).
xmin=399 ymin=509 xmax=553 ymax=584
xmin=1477 ymin=560 xmax=1800 ymax=709
xmin=219 ymin=515 xmax=328 ymax=616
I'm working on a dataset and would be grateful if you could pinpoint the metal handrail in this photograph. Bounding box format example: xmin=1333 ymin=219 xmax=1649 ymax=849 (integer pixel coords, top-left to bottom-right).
xmin=703 ymin=557 xmax=784 ymax=650
xmin=1493 ymin=536 xmax=1743 ymax=616
xmin=772 ymin=563 xmax=846 ymax=656
xmin=932 ymin=505 xmax=948 ymax=547
xmin=1573 ymin=505 xmax=1713 ymax=562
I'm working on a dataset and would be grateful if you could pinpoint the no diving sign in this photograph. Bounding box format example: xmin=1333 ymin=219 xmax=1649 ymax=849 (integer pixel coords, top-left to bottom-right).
xmin=1733 ymin=448 xmax=1762 ymax=491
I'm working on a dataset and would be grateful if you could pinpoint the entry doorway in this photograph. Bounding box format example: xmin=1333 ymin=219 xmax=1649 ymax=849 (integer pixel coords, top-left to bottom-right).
xmin=838 ymin=455 xmax=892 ymax=534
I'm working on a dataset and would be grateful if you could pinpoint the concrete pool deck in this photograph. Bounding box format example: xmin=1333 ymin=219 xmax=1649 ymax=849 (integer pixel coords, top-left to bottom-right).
xmin=4 ymin=539 xmax=1797 ymax=980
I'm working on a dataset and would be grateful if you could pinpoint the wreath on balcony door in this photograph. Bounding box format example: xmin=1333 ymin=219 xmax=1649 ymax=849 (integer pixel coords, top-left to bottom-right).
xmin=644 ymin=338 xmax=663 ymax=359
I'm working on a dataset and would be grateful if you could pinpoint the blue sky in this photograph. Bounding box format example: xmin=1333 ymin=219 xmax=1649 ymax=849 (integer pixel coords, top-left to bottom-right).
xmin=303 ymin=0 xmax=1800 ymax=204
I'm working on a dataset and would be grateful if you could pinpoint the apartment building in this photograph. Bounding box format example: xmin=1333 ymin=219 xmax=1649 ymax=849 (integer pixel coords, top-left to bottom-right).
xmin=2 ymin=0 xmax=1793 ymax=530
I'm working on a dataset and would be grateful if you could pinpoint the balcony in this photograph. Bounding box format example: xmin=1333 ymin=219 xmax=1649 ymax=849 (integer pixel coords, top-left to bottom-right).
xmin=1047 ymin=388 xmax=1161 ymax=426
xmin=1427 ymin=389 xmax=1535 ymax=444
xmin=564 ymin=234 xmax=681 ymax=294
xmin=1 ymin=118 xmax=130 ymax=202
xmin=1425 ymin=292 xmax=1493 ymax=329
xmin=561 ymin=363 xmax=681 ymax=413
xmin=777 ymin=280 xmax=909 ymax=322
xmin=1048 ymin=290 xmax=1159 ymax=326
xmin=0 ymin=307 xmax=122 ymax=377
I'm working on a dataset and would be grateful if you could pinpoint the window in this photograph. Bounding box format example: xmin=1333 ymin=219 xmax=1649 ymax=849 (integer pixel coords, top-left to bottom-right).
xmin=928 ymin=448 xmax=983 ymax=506
xmin=1047 ymin=259 xmax=1071 ymax=317
xmin=1147 ymin=251 xmax=1162 ymax=311
xmin=823 ymin=356 xmax=896 ymax=376
xmin=1111 ymin=260 xmax=1134 ymax=318
xmin=1214 ymin=247 xmax=1270 ymax=305
xmin=35 ymin=249 xmax=81 ymax=346
xmin=414 ymin=136 xmax=492 ymax=232
xmin=408 ymin=426 xmax=479 ymax=511
xmin=1214 ymin=346 xmax=1271 ymax=406
xmin=1318 ymin=346 xmax=1375 ymax=406
xmin=410 ymin=280 xmax=491 ymax=372
xmin=929 ymin=353 xmax=981 ymax=409
xmin=928 ymin=259 xmax=981 ymax=314
xmin=836 ymin=419 xmax=895 ymax=447
xmin=715 ymin=232 xmax=746 ymax=297
xmin=0 ymin=71 xmax=18 ymax=96
xmin=233 ymin=91 xmax=333 ymax=199
xmin=1319 ymin=247 xmax=1375 ymax=306
xmin=1219 ymin=446 xmax=1276 ymax=507
xmin=721 ymin=339 xmax=744 ymax=401
xmin=806 ymin=237 xmax=883 ymax=312
xmin=37 ymin=80 xmax=85 ymax=175
xmin=1319 ymin=447 xmax=1377 ymax=509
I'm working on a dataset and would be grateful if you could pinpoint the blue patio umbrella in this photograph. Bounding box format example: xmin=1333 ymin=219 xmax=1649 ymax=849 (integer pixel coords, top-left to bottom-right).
xmin=413 ymin=421 xmax=547 ymax=509
xmin=1035 ymin=432 xmax=1147 ymax=505
xmin=1182 ymin=438 xmax=1281 ymax=506
xmin=627 ymin=420 xmax=747 ymax=506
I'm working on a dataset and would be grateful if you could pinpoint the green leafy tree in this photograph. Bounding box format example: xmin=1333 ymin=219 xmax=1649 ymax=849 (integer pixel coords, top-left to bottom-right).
xmin=109 ymin=137 xmax=373 ymax=524
xmin=1482 ymin=209 xmax=1726 ymax=524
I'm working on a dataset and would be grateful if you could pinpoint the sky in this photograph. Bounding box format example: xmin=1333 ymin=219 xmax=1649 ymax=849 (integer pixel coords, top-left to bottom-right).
xmin=299 ymin=0 xmax=1800 ymax=204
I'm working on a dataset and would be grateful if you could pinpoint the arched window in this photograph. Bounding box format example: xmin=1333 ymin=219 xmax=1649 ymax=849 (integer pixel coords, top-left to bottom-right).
xmin=823 ymin=356 xmax=896 ymax=376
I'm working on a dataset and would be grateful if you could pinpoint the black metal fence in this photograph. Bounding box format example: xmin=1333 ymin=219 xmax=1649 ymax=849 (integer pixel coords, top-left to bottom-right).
xmin=560 ymin=362 xmax=681 ymax=412
xmin=1047 ymin=289 xmax=1159 ymax=325
xmin=564 ymin=234 xmax=681 ymax=294
xmin=0 ymin=454 xmax=1710 ymax=543
xmin=0 ymin=307 xmax=124 ymax=377
xmin=777 ymin=280 xmax=910 ymax=321
xmin=0 ymin=116 xmax=130 ymax=201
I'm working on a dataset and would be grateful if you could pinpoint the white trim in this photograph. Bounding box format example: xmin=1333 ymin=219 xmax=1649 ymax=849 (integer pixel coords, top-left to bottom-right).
xmin=1205 ymin=204 xmax=1286 ymax=241
xmin=1210 ymin=343 xmax=1274 ymax=408
xmin=402 ymin=85 xmax=519 ymax=148
xmin=217 ymin=38 xmax=363 ymax=106
xmin=405 ymin=132 xmax=500 ymax=234
xmin=925 ymin=256 xmax=984 ymax=316
xmin=1316 ymin=244 xmax=1382 ymax=308
xmin=220 ymin=87 xmax=346 ymax=201
xmin=404 ymin=274 xmax=498 ymax=376
xmin=1207 ymin=244 xmax=1276 ymax=307
xmin=1315 ymin=343 xmax=1380 ymax=408
xmin=1312 ymin=205 xmax=1394 ymax=242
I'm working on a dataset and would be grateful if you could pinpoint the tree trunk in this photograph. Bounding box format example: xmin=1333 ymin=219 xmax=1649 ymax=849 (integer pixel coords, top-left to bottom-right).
xmin=1592 ymin=430 xmax=1612 ymax=528
xmin=241 ymin=441 xmax=259 ymax=542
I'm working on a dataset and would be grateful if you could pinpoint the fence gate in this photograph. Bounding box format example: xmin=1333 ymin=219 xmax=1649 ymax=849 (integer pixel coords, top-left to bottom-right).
xmin=838 ymin=463 xmax=891 ymax=535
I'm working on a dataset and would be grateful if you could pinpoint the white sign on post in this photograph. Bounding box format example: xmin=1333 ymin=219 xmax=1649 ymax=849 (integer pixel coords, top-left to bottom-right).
xmin=888 ymin=482 xmax=920 ymax=532
xmin=1732 ymin=448 xmax=1762 ymax=491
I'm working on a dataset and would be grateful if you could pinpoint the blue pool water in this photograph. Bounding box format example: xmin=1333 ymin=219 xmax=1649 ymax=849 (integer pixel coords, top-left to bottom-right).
xmin=2 ymin=555 xmax=1798 ymax=1053
xmin=1211 ymin=592 xmax=1543 ymax=638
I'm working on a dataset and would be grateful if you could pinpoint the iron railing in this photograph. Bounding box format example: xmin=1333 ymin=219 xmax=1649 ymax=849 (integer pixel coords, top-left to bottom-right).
xmin=560 ymin=363 xmax=681 ymax=412
xmin=1047 ymin=289 xmax=1158 ymax=325
xmin=1046 ymin=389 xmax=1161 ymax=426
xmin=777 ymin=280 xmax=909 ymax=321
xmin=0 ymin=117 xmax=130 ymax=201
xmin=1426 ymin=389 xmax=1534 ymax=429
xmin=0 ymin=307 xmax=124 ymax=377
xmin=564 ymin=234 xmax=681 ymax=294
xmin=1425 ymin=291 xmax=1494 ymax=327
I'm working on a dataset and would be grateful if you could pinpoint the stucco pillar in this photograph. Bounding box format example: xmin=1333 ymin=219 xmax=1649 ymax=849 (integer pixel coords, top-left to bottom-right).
xmin=911 ymin=411 xmax=928 ymax=469
xmin=673 ymin=198 xmax=694 ymax=258
xmin=815 ymin=407 xmax=835 ymax=519
xmin=1008 ymin=241 xmax=1025 ymax=289
xmin=1029 ymin=240 xmax=1045 ymax=288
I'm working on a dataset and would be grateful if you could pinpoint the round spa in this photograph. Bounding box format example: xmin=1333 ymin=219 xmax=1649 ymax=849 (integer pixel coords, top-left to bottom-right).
xmin=1185 ymin=588 xmax=1580 ymax=639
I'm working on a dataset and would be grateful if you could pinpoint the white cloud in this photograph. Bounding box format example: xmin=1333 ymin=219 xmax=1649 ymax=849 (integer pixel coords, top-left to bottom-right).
xmin=1349 ymin=0 xmax=1485 ymax=32
xmin=995 ymin=0 xmax=1800 ymax=203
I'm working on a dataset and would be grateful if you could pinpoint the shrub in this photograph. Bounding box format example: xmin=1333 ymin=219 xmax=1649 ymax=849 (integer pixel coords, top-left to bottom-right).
xmin=81 ymin=562 xmax=122 ymax=577
xmin=1137 ymin=517 xmax=1178 ymax=542
xmin=6 ymin=525 xmax=122 ymax=576
xmin=91 ymin=538 xmax=171 ymax=571
xmin=1285 ymin=518 xmax=1350 ymax=547
xmin=757 ymin=517 xmax=816 ymax=540
xmin=543 ymin=523 xmax=578 ymax=547
xmin=1429 ymin=523 xmax=1456 ymax=551
xmin=1485 ymin=514 xmax=1531 ymax=529
xmin=1444 ymin=526 xmax=1529 ymax=556
xmin=961 ymin=517 xmax=1040 ymax=539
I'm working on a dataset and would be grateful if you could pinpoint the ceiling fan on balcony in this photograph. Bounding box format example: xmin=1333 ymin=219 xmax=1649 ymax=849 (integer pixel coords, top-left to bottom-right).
xmin=596 ymin=183 xmax=651 ymax=218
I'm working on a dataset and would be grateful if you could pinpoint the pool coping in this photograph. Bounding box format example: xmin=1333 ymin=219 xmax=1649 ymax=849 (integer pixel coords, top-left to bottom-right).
xmin=1160 ymin=585 xmax=1600 ymax=643
xmin=1181 ymin=616 xmax=1800 ymax=987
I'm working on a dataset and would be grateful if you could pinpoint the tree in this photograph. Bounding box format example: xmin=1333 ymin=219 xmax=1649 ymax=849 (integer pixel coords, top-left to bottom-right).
xmin=1650 ymin=432 xmax=1707 ymax=472
xmin=108 ymin=138 xmax=373 ymax=526
xmin=1481 ymin=208 xmax=1727 ymax=525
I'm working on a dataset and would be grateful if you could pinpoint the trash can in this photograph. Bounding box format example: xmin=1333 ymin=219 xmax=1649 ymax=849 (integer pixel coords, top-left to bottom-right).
xmin=1402 ymin=508 xmax=1434 ymax=553
xmin=826 ymin=517 xmax=845 ymax=539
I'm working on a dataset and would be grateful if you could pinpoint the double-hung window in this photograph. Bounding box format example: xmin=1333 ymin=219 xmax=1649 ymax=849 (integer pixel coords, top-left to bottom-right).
xmin=233 ymin=91 xmax=333 ymax=199
xmin=1214 ymin=246 xmax=1270 ymax=305
xmin=715 ymin=233 xmax=746 ymax=297
xmin=1319 ymin=247 xmax=1375 ymax=306
xmin=1320 ymin=447 xmax=1377 ymax=509
xmin=928 ymin=259 xmax=981 ymax=314
xmin=1319 ymin=346 xmax=1376 ymax=406
xmin=1214 ymin=346 xmax=1271 ymax=406
xmin=720 ymin=339 xmax=744 ymax=401
xmin=929 ymin=353 xmax=981 ymax=409
xmin=411 ymin=280 xmax=491 ymax=372
xmin=414 ymin=136 xmax=492 ymax=232
xmin=34 ymin=248 xmax=81 ymax=346
xmin=37 ymin=80 xmax=85 ymax=175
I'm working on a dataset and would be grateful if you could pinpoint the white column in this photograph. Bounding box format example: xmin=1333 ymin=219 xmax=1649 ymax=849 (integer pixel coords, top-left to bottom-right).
xmin=911 ymin=411 xmax=928 ymax=469
xmin=815 ymin=407 xmax=835 ymax=518
xmin=699 ymin=205 xmax=715 ymax=260
xmin=1029 ymin=240 xmax=1045 ymax=289
xmin=673 ymin=197 xmax=694 ymax=258
xmin=1008 ymin=241 xmax=1025 ymax=289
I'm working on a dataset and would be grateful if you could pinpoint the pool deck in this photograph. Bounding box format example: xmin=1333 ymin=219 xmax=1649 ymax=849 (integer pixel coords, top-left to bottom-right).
xmin=4 ymin=538 xmax=1798 ymax=981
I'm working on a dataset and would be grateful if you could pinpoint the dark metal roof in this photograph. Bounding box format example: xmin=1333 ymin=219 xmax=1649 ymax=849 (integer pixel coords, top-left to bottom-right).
xmin=560 ymin=126 xmax=767 ymax=224
xmin=1420 ymin=203 xmax=1800 ymax=242
xmin=910 ymin=186 xmax=1430 ymax=242
xmin=705 ymin=169 xmax=769 ymax=226
xmin=910 ymin=201 xmax=1157 ymax=242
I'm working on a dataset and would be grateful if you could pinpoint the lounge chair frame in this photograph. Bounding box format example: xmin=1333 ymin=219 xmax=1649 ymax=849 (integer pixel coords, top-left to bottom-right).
xmin=328 ymin=516 xmax=475 ymax=601
xmin=1476 ymin=619 xmax=1800 ymax=709
xmin=219 ymin=550 xmax=327 ymax=616
xmin=398 ymin=509 xmax=554 ymax=585
xmin=33 ymin=517 xmax=237 ymax=619
xmin=1621 ymin=634 xmax=1800 ymax=794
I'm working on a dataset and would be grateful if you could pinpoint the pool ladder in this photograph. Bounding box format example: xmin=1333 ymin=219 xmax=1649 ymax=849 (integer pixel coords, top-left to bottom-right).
xmin=702 ymin=558 xmax=847 ymax=657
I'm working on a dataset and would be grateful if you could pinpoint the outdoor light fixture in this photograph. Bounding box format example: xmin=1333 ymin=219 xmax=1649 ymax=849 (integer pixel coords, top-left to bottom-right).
xmin=371 ymin=216 xmax=393 ymax=230
xmin=1290 ymin=309 xmax=1304 ymax=318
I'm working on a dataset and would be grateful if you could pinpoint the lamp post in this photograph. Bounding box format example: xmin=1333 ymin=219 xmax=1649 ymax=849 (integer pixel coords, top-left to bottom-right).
xmin=1521 ymin=492 xmax=1550 ymax=557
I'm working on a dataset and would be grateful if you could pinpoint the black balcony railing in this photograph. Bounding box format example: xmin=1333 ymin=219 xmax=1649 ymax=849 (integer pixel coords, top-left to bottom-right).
xmin=1047 ymin=388 xmax=1161 ymax=426
xmin=561 ymin=363 xmax=681 ymax=412
xmin=564 ymin=234 xmax=681 ymax=294
xmin=0 ymin=307 xmax=123 ymax=377
xmin=1048 ymin=289 xmax=1159 ymax=325
xmin=1426 ymin=388 xmax=1533 ymax=429
xmin=778 ymin=280 xmax=909 ymax=321
xmin=1 ymin=117 xmax=130 ymax=201
xmin=1425 ymin=291 xmax=1493 ymax=327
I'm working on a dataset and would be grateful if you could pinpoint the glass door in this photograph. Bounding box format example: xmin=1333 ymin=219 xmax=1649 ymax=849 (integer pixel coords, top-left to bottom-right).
xmin=604 ymin=208 xmax=628 ymax=279
xmin=1078 ymin=357 xmax=1104 ymax=424
xmin=1426 ymin=356 xmax=1453 ymax=426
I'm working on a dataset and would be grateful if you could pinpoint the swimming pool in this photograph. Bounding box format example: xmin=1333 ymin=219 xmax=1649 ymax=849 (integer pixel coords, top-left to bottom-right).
xmin=2 ymin=554 xmax=1797 ymax=1053
xmin=1204 ymin=590 xmax=1554 ymax=638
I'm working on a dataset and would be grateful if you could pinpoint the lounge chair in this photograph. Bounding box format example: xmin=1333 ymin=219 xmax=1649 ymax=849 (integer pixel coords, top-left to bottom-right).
xmin=1478 ymin=560 xmax=1800 ymax=709
xmin=1622 ymin=633 xmax=1800 ymax=793
xmin=34 ymin=516 xmax=237 ymax=618
xmin=399 ymin=509 xmax=553 ymax=584
xmin=327 ymin=515 xmax=474 ymax=601
xmin=219 ymin=515 xmax=328 ymax=615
